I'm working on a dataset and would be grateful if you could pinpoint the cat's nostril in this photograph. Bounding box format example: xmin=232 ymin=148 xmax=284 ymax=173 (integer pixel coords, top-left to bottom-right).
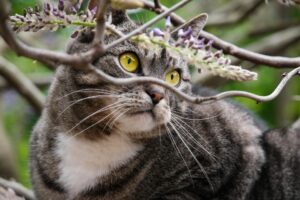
xmin=148 ymin=90 xmax=164 ymax=105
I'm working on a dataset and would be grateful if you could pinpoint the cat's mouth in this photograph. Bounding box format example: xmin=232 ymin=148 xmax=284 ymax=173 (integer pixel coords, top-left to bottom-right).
xmin=129 ymin=109 xmax=153 ymax=116
xmin=127 ymin=104 xmax=154 ymax=116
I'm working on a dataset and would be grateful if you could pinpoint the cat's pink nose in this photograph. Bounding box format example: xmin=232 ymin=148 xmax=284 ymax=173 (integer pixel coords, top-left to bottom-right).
xmin=147 ymin=89 xmax=164 ymax=105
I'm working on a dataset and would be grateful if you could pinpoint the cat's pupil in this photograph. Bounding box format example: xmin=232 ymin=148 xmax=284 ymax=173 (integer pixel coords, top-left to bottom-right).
xmin=171 ymin=74 xmax=174 ymax=80
xmin=128 ymin=57 xmax=132 ymax=64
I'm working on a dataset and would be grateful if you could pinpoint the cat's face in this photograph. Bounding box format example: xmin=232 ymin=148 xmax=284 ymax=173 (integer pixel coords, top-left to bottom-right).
xmin=62 ymin=12 xmax=192 ymax=139
xmin=102 ymin=45 xmax=191 ymax=136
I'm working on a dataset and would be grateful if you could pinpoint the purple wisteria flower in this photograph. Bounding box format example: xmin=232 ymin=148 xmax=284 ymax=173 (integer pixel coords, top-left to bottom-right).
xmin=9 ymin=0 xmax=94 ymax=33
xmin=132 ymin=15 xmax=257 ymax=81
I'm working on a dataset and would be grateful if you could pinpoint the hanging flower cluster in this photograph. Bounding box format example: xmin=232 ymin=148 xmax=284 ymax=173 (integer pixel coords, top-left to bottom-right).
xmin=9 ymin=1 xmax=257 ymax=81
xmin=132 ymin=17 xmax=257 ymax=81
xmin=9 ymin=0 xmax=96 ymax=34
xmin=9 ymin=0 xmax=145 ymax=34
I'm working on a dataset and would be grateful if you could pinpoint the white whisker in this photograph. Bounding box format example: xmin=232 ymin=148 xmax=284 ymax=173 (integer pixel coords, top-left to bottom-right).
xmin=57 ymin=94 xmax=120 ymax=118
xmin=104 ymin=108 xmax=131 ymax=130
xmin=171 ymin=117 xmax=217 ymax=162
xmin=164 ymin=124 xmax=194 ymax=185
xmin=169 ymin=122 xmax=214 ymax=191
xmin=69 ymin=105 xmax=129 ymax=139
xmin=66 ymin=100 xmax=129 ymax=134
xmin=171 ymin=113 xmax=210 ymax=146
xmin=55 ymin=88 xmax=120 ymax=101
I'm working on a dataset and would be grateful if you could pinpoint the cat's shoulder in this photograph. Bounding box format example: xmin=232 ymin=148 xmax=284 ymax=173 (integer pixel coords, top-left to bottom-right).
xmin=250 ymin=119 xmax=300 ymax=199
xmin=263 ymin=119 xmax=300 ymax=155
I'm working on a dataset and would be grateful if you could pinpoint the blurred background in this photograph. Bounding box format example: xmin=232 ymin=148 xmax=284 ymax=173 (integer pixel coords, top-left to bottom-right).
xmin=0 ymin=0 xmax=299 ymax=188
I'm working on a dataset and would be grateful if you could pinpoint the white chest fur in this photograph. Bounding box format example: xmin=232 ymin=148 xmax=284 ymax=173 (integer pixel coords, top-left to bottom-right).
xmin=55 ymin=133 xmax=143 ymax=196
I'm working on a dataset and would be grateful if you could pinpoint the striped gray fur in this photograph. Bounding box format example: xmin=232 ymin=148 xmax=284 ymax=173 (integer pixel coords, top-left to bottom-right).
xmin=30 ymin=10 xmax=299 ymax=200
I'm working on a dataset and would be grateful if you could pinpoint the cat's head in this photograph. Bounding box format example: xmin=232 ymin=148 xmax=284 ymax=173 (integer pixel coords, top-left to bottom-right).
xmin=54 ymin=10 xmax=206 ymax=139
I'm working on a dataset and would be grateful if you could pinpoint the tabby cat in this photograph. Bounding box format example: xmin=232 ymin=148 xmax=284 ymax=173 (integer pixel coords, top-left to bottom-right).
xmin=30 ymin=10 xmax=300 ymax=200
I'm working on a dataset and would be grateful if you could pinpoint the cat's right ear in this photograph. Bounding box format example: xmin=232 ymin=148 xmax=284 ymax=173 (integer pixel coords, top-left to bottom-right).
xmin=171 ymin=13 xmax=208 ymax=39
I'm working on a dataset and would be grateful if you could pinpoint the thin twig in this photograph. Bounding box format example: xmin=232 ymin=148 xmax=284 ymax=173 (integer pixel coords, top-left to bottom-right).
xmin=0 ymin=177 xmax=35 ymax=200
xmin=106 ymin=24 xmax=125 ymax=37
xmin=88 ymin=63 xmax=300 ymax=104
xmin=78 ymin=0 xmax=111 ymax=66
xmin=92 ymin=0 xmax=109 ymax=51
xmin=142 ymin=0 xmax=185 ymax=26
xmin=105 ymin=0 xmax=191 ymax=51
xmin=215 ymin=67 xmax=300 ymax=102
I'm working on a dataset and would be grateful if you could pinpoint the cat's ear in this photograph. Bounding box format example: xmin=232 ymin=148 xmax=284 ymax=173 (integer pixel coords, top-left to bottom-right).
xmin=171 ymin=13 xmax=208 ymax=39
xmin=110 ymin=9 xmax=132 ymax=25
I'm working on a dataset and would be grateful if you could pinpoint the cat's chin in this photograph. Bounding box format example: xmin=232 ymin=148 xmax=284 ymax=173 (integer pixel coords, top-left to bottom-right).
xmin=116 ymin=101 xmax=171 ymax=134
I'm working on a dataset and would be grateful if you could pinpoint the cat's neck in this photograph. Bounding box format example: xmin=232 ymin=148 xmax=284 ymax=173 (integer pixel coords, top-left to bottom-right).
xmin=55 ymin=132 xmax=143 ymax=197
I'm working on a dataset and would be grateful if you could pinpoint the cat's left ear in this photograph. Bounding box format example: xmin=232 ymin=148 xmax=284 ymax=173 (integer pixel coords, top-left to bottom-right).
xmin=171 ymin=13 xmax=208 ymax=39
xmin=109 ymin=9 xmax=132 ymax=25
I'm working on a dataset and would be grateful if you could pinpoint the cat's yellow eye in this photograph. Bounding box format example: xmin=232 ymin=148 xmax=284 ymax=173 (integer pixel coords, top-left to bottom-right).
xmin=165 ymin=70 xmax=181 ymax=86
xmin=119 ymin=52 xmax=139 ymax=73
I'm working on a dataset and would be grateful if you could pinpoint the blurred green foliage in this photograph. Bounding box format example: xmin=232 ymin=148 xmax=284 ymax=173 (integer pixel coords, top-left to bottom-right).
xmin=1 ymin=0 xmax=299 ymax=188
xmin=10 ymin=0 xmax=39 ymax=14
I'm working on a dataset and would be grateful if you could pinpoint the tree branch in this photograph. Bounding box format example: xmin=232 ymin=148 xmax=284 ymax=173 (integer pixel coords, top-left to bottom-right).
xmin=0 ymin=187 xmax=23 ymax=200
xmin=0 ymin=19 xmax=86 ymax=67
xmin=2 ymin=0 xmax=300 ymax=69
xmin=0 ymin=0 xmax=97 ymax=68
xmin=200 ymin=31 xmax=300 ymax=68
xmin=0 ymin=74 xmax=52 ymax=90
xmin=245 ymin=25 xmax=300 ymax=56
xmin=0 ymin=177 xmax=35 ymax=200
xmin=0 ymin=0 xmax=191 ymax=69
xmin=206 ymin=0 xmax=264 ymax=28
xmin=92 ymin=0 xmax=109 ymax=54
xmin=88 ymin=63 xmax=300 ymax=104
xmin=0 ymin=56 xmax=45 ymax=113
xmin=248 ymin=21 xmax=300 ymax=37
xmin=0 ymin=0 xmax=299 ymax=107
